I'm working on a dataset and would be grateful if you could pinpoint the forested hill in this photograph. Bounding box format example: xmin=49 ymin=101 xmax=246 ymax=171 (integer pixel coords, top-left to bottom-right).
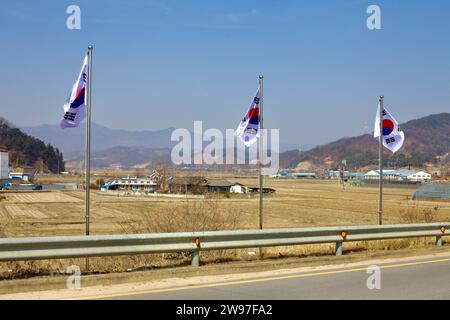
xmin=0 ymin=118 xmax=64 ymax=173
xmin=280 ymin=113 xmax=450 ymax=170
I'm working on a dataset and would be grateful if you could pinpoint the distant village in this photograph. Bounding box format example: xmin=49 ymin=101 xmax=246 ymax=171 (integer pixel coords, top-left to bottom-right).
xmin=99 ymin=171 xmax=275 ymax=195
xmin=270 ymin=169 xmax=432 ymax=183
xmin=97 ymin=168 xmax=432 ymax=195
xmin=0 ymin=148 xmax=434 ymax=194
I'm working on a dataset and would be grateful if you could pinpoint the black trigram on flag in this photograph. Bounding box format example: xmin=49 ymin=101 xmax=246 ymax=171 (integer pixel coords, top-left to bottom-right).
xmin=64 ymin=112 xmax=76 ymax=121
xmin=385 ymin=136 xmax=395 ymax=144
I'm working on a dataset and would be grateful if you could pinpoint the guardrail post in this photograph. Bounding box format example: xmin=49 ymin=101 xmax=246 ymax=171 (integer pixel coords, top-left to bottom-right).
xmin=335 ymin=241 xmax=343 ymax=256
xmin=436 ymin=236 xmax=443 ymax=247
xmin=191 ymin=250 xmax=200 ymax=267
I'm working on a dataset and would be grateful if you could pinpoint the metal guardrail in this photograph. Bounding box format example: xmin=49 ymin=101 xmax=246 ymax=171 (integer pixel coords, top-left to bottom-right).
xmin=0 ymin=223 xmax=448 ymax=266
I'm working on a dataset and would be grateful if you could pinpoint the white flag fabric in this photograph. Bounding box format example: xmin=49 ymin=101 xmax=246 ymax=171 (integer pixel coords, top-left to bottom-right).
xmin=374 ymin=102 xmax=405 ymax=153
xmin=236 ymin=88 xmax=260 ymax=147
xmin=60 ymin=55 xmax=88 ymax=129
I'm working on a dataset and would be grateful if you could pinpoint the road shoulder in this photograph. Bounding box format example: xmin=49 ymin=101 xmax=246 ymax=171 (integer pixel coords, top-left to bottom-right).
xmin=1 ymin=247 xmax=450 ymax=300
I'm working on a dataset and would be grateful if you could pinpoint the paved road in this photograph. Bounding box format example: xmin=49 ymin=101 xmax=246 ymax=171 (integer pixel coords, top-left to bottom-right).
xmin=93 ymin=256 xmax=450 ymax=300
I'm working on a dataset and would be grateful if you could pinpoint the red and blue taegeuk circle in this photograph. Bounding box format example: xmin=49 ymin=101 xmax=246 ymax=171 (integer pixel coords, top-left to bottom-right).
xmin=248 ymin=107 xmax=259 ymax=125
xmin=382 ymin=119 xmax=394 ymax=136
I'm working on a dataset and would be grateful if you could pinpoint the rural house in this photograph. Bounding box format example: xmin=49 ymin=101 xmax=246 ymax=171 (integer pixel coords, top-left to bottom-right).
xmin=166 ymin=176 xmax=205 ymax=194
xmin=203 ymin=179 xmax=233 ymax=193
xmin=9 ymin=166 xmax=37 ymax=182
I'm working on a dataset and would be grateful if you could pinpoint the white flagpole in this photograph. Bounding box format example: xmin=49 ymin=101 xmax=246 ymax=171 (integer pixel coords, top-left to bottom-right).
xmin=84 ymin=45 xmax=93 ymax=271
xmin=378 ymin=95 xmax=384 ymax=225
xmin=85 ymin=45 xmax=93 ymax=237
xmin=258 ymin=75 xmax=264 ymax=230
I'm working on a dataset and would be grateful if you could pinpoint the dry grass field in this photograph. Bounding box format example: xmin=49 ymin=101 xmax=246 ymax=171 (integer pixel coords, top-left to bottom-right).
xmin=0 ymin=177 xmax=449 ymax=278
xmin=1 ymin=178 xmax=448 ymax=237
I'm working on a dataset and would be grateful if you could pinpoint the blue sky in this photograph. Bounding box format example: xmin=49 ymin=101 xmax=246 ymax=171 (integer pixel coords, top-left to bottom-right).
xmin=1 ymin=0 xmax=450 ymax=146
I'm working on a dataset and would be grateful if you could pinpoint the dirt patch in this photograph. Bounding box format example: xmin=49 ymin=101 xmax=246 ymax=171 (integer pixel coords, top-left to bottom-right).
xmin=4 ymin=205 xmax=47 ymax=219
xmin=4 ymin=192 xmax=82 ymax=203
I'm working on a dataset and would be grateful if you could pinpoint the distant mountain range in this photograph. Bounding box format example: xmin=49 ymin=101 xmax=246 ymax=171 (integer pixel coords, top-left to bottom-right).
xmin=281 ymin=113 xmax=450 ymax=171
xmin=20 ymin=123 xmax=313 ymax=169
xmin=67 ymin=146 xmax=283 ymax=170
xmin=21 ymin=113 xmax=450 ymax=170
xmin=65 ymin=146 xmax=172 ymax=169
xmin=21 ymin=123 xmax=175 ymax=158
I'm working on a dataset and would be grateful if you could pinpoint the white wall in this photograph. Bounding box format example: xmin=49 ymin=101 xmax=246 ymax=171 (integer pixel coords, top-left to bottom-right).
xmin=0 ymin=152 xmax=9 ymax=179
xmin=408 ymin=172 xmax=432 ymax=181
xmin=230 ymin=185 xmax=245 ymax=193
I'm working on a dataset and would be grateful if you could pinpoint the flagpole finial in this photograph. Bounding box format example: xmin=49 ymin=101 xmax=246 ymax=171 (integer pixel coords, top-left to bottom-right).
xmin=259 ymin=75 xmax=264 ymax=80
xmin=88 ymin=45 xmax=93 ymax=49
xmin=379 ymin=95 xmax=384 ymax=101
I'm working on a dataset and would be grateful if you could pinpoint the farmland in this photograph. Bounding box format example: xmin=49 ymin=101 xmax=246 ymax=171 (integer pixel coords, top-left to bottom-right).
xmin=0 ymin=176 xmax=449 ymax=281
xmin=0 ymin=178 xmax=449 ymax=238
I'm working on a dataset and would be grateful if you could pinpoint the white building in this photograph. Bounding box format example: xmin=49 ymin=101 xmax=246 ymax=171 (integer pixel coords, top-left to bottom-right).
xmin=230 ymin=183 xmax=246 ymax=194
xmin=364 ymin=170 xmax=432 ymax=182
xmin=364 ymin=170 xmax=400 ymax=181
xmin=292 ymin=172 xmax=317 ymax=179
xmin=404 ymin=171 xmax=432 ymax=182
xmin=100 ymin=177 xmax=157 ymax=192
xmin=0 ymin=150 xmax=9 ymax=179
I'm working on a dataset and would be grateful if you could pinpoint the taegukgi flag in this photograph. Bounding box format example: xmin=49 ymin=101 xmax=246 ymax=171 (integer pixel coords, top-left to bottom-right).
xmin=60 ymin=55 xmax=88 ymax=129
xmin=374 ymin=102 xmax=405 ymax=153
xmin=236 ymin=88 xmax=261 ymax=147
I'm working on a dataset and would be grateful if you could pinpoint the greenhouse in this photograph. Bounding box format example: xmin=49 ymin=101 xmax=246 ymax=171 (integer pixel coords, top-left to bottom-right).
xmin=412 ymin=183 xmax=450 ymax=201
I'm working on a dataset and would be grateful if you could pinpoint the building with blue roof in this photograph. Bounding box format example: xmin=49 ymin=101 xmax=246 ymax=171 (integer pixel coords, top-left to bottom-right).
xmin=364 ymin=169 xmax=431 ymax=182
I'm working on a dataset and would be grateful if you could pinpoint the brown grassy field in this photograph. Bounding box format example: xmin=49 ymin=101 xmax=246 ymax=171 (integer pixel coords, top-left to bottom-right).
xmin=0 ymin=177 xmax=448 ymax=278
xmin=1 ymin=178 xmax=448 ymax=237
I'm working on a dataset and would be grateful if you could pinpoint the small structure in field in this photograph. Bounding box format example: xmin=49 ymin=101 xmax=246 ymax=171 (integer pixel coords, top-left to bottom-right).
xmin=246 ymin=186 xmax=276 ymax=194
xmin=412 ymin=183 xmax=450 ymax=201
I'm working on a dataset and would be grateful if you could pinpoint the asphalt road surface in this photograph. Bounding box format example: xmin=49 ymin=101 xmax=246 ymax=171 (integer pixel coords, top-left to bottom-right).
xmin=93 ymin=256 xmax=450 ymax=300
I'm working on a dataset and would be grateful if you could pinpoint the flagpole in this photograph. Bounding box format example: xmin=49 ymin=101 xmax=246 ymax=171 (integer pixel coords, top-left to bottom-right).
xmin=258 ymin=75 xmax=264 ymax=231
xmin=378 ymin=95 xmax=384 ymax=225
xmin=85 ymin=45 xmax=93 ymax=272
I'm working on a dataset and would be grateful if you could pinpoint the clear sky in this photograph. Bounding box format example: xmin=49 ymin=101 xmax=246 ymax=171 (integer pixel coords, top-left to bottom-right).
xmin=1 ymin=0 xmax=450 ymax=146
